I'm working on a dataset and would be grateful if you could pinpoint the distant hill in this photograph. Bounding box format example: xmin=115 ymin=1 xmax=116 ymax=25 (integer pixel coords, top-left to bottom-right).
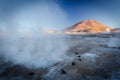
xmin=64 ymin=20 xmax=114 ymax=34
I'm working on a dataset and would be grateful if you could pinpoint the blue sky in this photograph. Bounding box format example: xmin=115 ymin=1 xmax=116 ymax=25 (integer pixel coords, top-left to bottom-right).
xmin=58 ymin=0 xmax=120 ymax=28
xmin=0 ymin=0 xmax=120 ymax=30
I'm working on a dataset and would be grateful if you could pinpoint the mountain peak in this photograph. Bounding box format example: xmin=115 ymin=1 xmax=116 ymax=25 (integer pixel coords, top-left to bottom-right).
xmin=65 ymin=20 xmax=113 ymax=34
xmin=75 ymin=20 xmax=107 ymax=27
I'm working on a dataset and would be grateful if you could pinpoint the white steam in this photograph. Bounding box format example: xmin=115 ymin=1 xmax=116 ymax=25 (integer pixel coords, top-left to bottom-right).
xmin=1 ymin=2 xmax=69 ymax=68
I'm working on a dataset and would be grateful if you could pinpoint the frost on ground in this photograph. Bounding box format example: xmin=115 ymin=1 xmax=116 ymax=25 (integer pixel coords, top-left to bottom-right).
xmin=108 ymin=37 xmax=120 ymax=47
xmin=0 ymin=33 xmax=120 ymax=80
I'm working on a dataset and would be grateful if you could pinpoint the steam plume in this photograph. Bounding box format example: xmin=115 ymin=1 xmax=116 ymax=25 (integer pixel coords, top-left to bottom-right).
xmin=0 ymin=1 xmax=69 ymax=68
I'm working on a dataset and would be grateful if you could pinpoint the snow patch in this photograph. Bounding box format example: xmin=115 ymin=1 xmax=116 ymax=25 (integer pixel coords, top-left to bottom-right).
xmin=81 ymin=53 xmax=98 ymax=62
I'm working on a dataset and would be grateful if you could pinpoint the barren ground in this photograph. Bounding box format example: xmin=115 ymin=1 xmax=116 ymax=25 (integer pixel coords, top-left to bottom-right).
xmin=0 ymin=33 xmax=120 ymax=80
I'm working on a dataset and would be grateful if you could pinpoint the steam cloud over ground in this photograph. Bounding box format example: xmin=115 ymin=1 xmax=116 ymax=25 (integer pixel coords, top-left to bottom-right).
xmin=0 ymin=1 xmax=120 ymax=80
xmin=0 ymin=2 xmax=70 ymax=68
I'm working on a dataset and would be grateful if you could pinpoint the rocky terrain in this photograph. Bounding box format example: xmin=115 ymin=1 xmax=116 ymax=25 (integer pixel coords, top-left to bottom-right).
xmin=0 ymin=32 xmax=120 ymax=80
xmin=0 ymin=20 xmax=120 ymax=80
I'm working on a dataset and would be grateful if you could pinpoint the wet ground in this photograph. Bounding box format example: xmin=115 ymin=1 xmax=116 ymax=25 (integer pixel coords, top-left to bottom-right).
xmin=0 ymin=33 xmax=120 ymax=80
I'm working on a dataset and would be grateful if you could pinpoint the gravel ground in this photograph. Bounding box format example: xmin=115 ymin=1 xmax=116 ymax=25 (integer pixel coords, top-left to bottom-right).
xmin=0 ymin=34 xmax=120 ymax=80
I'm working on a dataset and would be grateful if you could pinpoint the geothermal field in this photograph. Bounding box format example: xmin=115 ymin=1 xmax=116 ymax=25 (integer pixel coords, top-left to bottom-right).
xmin=0 ymin=31 xmax=120 ymax=80
xmin=0 ymin=0 xmax=120 ymax=80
